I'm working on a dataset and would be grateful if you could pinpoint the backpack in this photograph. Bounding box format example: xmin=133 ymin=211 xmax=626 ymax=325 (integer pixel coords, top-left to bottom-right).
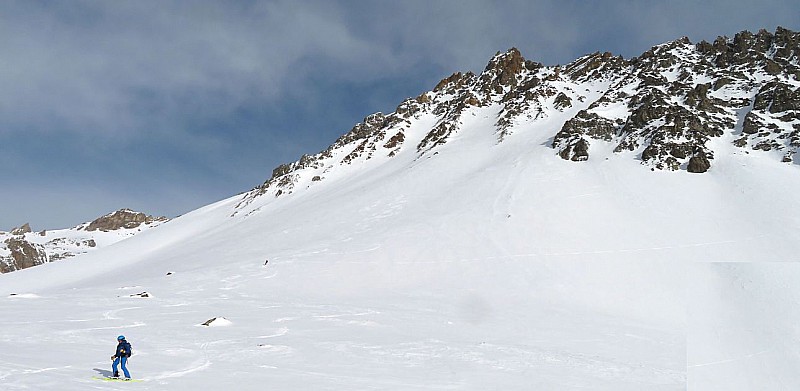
xmin=124 ymin=342 xmax=132 ymax=357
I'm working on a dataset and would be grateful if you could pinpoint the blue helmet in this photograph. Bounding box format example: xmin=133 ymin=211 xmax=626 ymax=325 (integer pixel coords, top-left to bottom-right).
xmin=117 ymin=335 xmax=125 ymax=341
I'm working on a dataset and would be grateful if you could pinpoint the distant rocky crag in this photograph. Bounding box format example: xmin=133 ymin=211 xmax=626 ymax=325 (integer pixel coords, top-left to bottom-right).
xmin=1 ymin=223 xmax=48 ymax=273
xmin=83 ymin=209 xmax=167 ymax=232
xmin=237 ymin=27 xmax=799 ymax=209
xmin=0 ymin=209 xmax=168 ymax=273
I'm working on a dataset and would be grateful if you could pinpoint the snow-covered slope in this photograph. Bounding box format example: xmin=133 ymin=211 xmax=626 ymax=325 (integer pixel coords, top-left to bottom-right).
xmin=0 ymin=28 xmax=799 ymax=390
xmin=689 ymin=263 xmax=800 ymax=389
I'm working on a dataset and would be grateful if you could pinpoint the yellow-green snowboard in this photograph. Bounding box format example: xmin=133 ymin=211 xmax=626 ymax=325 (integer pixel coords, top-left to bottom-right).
xmin=92 ymin=376 xmax=143 ymax=382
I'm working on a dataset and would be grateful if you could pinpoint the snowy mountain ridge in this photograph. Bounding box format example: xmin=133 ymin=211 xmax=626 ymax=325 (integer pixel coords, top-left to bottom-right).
xmin=0 ymin=209 xmax=168 ymax=273
xmin=239 ymin=27 xmax=798 ymax=207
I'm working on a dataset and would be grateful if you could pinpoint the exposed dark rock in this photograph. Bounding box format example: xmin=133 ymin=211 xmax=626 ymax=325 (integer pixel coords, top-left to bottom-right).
xmin=202 ymin=318 xmax=217 ymax=326
xmin=384 ymin=131 xmax=405 ymax=150
xmin=334 ymin=113 xmax=388 ymax=147
xmin=433 ymin=72 xmax=472 ymax=93
xmin=557 ymin=138 xmax=590 ymax=162
xmin=769 ymin=84 xmax=800 ymax=113
xmin=742 ymin=112 xmax=762 ymax=134
xmin=553 ymin=110 xmax=619 ymax=161
xmin=737 ymin=80 xmax=799 ymax=155
xmin=553 ymin=93 xmax=572 ymax=110
xmin=1 ymin=237 xmax=48 ymax=273
xmin=11 ymin=224 xmax=31 ymax=236
xmin=418 ymin=121 xmax=458 ymax=153
xmin=570 ymin=139 xmax=590 ymax=161
xmin=713 ymin=77 xmax=733 ymax=90
xmin=476 ymin=49 xmax=541 ymax=98
xmin=565 ymin=51 xmax=625 ymax=82
xmin=688 ymin=152 xmax=712 ymax=173
xmin=200 ymin=317 xmax=231 ymax=327
xmin=86 ymin=209 xmax=167 ymax=232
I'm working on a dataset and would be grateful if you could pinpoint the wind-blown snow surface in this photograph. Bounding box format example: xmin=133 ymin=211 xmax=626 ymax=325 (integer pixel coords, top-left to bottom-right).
xmin=1 ymin=109 xmax=800 ymax=389
xmin=689 ymin=263 xmax=800 ymax=390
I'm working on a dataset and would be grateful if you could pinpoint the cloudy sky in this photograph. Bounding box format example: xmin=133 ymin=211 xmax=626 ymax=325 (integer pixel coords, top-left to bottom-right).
xmin=1 ymin=0 xmax=797 ymax=230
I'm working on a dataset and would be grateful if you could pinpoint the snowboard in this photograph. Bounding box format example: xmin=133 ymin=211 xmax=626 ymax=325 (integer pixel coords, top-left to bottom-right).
xmin=92 ymin=376 xmax=143 ymax=382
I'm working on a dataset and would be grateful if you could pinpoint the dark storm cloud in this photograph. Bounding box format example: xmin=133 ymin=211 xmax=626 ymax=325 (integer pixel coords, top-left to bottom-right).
xmin=0 ymin=0 xmax=797 ymax=229
xmin=0 ymin=1 xmax=377 ymax=136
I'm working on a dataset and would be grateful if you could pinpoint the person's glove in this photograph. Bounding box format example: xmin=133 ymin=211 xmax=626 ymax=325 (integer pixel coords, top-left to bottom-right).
xmin=111 ymin=355 xmax=116 ymax=361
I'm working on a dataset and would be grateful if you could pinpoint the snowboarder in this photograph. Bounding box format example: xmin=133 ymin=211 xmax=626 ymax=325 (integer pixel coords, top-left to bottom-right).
xmin=111 ymin=335 xmax=132 ymax=379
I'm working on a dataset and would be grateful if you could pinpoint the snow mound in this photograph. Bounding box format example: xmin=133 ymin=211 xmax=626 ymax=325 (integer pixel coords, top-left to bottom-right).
xmin=200 ymin=317 xmax=233 ymax=327
xmin=7 ymin=293 xmax=40 ymax=299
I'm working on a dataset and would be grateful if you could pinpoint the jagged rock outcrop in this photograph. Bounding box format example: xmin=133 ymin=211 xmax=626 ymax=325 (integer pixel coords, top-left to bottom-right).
xmin=10 ymin=223 xmax=32 ymax=236
xmin=1 ymin=210 xmax=169 ymax=273
xmin=554 ymin=111 xmax=619 ymax=161
xmin=737 ymin=81 xmax=800 ymax=160
xmin=235 ymin=27 xmax=799 ymax=209
xmin=1 ymin=237 xmax=48 ymax=273
xmin=84 ymin=209 xmax=168 ymax=232
xmin=687 ymin=152 xmax=712 ymax=173
xmin=551 ymin=29 xmax=799 ymax=171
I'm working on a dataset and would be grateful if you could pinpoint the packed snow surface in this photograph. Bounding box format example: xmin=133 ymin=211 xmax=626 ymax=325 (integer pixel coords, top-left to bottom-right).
xmin=2 ymin=93 xmax=799 ymax=390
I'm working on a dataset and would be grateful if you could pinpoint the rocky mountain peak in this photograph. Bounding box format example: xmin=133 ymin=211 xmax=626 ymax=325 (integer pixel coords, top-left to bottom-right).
xmin=236 ymin=27 xmax=800 ymax=208
xmin=10 ymin=223 xmax=32 ymax=236
xmin=484 ymin=47 xmax=525 ymax=74
xmin=695 ymin=27 xmax=800 ymax=74
xmin=84 ymin=209 xmax=168 ymax=232
xmin=479 ymin=47 xmax=542 ymax=94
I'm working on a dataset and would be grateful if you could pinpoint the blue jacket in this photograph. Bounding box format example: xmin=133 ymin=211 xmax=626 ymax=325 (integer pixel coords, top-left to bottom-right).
xmin=115 ymin=340 xmax=132 ymax=358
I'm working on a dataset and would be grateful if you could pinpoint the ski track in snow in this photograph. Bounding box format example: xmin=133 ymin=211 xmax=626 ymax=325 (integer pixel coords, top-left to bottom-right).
xmin=57 ymin=322 xmax=147 ymax=334
xmin=271 ymin=365 xmax=468 ymax=390
xmin=689 ymin=349 xmax=773 ymax=368
xmin=150 ymin=358 xmax=212 ymax=380
xmin=256 ymin=327 xmax=289 ymax=338
xmin=0 ymin=364 xmax=72 ymax=380
xmin=103 ymin=306 xmax=143 ymax=320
